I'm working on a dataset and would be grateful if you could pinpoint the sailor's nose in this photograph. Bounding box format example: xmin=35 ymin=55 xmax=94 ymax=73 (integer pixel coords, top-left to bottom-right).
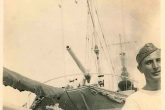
xmin=152 ymin=60 xmax=159 ymax=70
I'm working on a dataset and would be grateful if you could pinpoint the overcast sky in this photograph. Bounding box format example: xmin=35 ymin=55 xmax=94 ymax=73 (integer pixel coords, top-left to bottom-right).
xmin=3 ymin=0 xmax=160 ymax=107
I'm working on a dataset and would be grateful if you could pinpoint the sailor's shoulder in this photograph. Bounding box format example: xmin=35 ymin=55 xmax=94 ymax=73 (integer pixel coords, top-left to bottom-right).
xmin=126 ymin=90 xmax=143 ymax=100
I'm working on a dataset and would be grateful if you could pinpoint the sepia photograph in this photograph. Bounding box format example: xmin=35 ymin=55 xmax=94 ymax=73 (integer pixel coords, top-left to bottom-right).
xmin=3 ymin=0 xmax=161 ymax=110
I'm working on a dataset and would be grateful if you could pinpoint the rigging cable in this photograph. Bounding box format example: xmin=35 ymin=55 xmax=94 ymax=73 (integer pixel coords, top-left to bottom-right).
xmin=87 ymin=0 xmax=96 ymax=31
xmin=88 ymin=0 xmax=116 ymax=89
xmin=93 ymin=0 xmax=115 ymax=69
xmin=59 ymin=0 xmax=66 ymax=75
xmin=87 ymin=0 xmax=111 ymax=72
xmin=92 ymin=0 xmax=123 ymax=90
xmin=92 ymin=0 xmax=117 ymax=75
xmin=85 ymin=8 xmax=91 ymax=71
xmin=87 ymin=0 xmax=99 ymax=73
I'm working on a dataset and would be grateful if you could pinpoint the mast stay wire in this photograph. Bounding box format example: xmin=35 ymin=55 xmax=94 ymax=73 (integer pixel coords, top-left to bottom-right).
xmin=92 ymin=0 xmax=125 ymax=90
xmin=91 ymin=0 xmax=117 ymax=75
xmin=93 ymin=0 xmax=127 ymax=78
xmin=85 ymin=11 xmax=95 ymax=72
xmin=85 ymin=7 xmax=99 ymax=75
xmin=59 ymin=0 xmax=67 ymax=77
xmin=87 ymin=0 xmax=108 ymax=61
xmin=92 ymin=0 xmax=116 ymax=69
xmin=87 ymin=0 xmax=96 ymax=33
xmin=85 ymin=9 xmax=90 ymax=71
xmin=59 ymin=0 xmax=82 ymax=86
xmin=87 ymin=0 xmax=101 ymax=73
xmin=87 ymin=0 xmax=113 ymax=75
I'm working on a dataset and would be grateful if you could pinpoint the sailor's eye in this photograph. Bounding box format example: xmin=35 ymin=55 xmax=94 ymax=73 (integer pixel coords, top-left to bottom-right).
xmin=145 ymin=60 xmax=152 ymax=65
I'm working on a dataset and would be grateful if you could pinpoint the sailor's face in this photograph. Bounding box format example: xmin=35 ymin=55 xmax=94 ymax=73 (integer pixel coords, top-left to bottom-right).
xmin=140 ymin=50 xmax=161 ymax=81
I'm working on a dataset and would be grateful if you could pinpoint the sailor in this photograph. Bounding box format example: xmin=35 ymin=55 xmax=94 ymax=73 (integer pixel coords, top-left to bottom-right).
xmin=122 ymin=43 xmax=161 ymax=110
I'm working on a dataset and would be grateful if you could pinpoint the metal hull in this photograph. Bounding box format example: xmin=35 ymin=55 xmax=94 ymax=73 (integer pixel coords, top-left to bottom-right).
xmin=32 ymin=86 xmax=126 ymax=110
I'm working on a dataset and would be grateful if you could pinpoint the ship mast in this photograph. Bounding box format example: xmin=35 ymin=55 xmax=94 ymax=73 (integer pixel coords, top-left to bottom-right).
xmin=94 ymin=45 xmax=104 ymax=87
xmin=113 ymin=35 xmax=135 ymax=91
xmin=118 ymin=34 xmax=129 ymax=80
xmin=86 ymin=0 xmax=105 ymax=87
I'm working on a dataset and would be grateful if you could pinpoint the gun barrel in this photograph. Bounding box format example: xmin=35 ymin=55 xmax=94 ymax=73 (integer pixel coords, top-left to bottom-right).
xmin=66 ymin=46 xmax=90 ymax=83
